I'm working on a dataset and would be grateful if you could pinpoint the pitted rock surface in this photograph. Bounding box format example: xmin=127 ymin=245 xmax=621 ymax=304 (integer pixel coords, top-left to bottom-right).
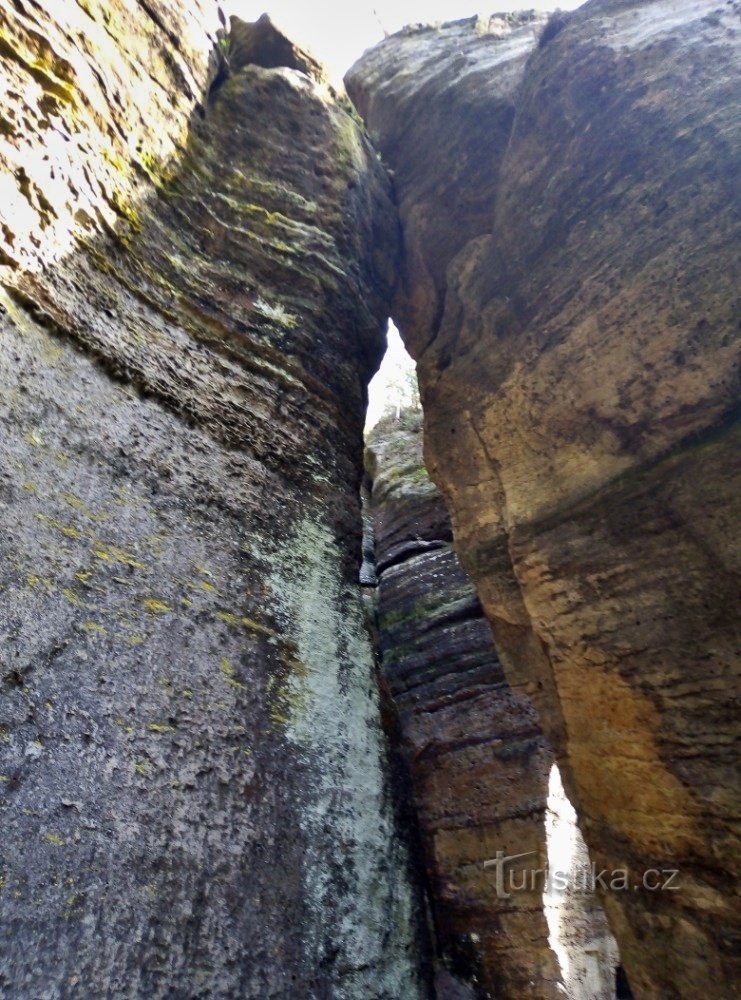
xmin=0 ymin=5 xmax=429 ymax=997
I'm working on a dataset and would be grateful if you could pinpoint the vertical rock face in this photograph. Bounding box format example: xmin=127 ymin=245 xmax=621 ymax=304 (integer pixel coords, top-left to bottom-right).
xmin=346 ymin=11 xmax=548 ymax=360
xmin=348 ymin=3 xmax=740 ymax=997
xmin=366 ymin=416 xmax=618 ymax=1000
xmin=0 ymin=5 xmax=429 ymax=997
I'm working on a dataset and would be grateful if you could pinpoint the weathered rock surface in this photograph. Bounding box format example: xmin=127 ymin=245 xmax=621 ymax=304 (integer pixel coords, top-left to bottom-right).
xmin=0 ymin=5 xmax=429 ymax=997
xmin=366 ymin=416 xmax=618 ymax=1000
xmin=349 ymin=3 xmax=741 ymax=997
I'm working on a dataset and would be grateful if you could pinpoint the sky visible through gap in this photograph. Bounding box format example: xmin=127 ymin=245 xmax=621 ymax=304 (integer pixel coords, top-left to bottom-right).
xmin=224 ymin=1 xmax=585 ymax=427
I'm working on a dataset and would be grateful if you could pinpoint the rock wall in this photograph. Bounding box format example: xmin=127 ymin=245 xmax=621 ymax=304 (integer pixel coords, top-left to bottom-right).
xmin=348 ymin=3 xmax=741 ymax=997
xmin=0 ymin=4 xmax=430 ymax=997
xmin=366 ymin=416 xmax=618 ymax=999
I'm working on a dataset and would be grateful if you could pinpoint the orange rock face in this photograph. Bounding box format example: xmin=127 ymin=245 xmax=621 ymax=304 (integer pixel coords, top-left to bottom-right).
xmin=349 ymin=3 xmax=740 ymax=996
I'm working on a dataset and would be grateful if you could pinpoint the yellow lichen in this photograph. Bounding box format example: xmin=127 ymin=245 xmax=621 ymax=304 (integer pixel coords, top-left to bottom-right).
xmin=36 ymin=514 xmax=82 ymax=539
xmin=61 ymin=587 xmax=85 ymax=607
xmin=227 ymin=678 xmax=247 ymax=690
xmin=142 ymin=598 xmax=172 ymax=615
xmin=60 ymin=492 xmax=87 ymax=511
xmin=241 ymin=616 xmax=275 ymax=637
xmin=119 ymin=633 xmax=144 ymax=646
xmin=100 ymin=544 xmax=145 ymax=569
xmin=219 ymin=657 xmax=235 ymax=677
xmin=82 ymin=622 xmax=107 ymax=636
xmin=265 ymin=647 xmax=309 ymax=729
xmin=217 ymin=658 xmax=246 ymax=690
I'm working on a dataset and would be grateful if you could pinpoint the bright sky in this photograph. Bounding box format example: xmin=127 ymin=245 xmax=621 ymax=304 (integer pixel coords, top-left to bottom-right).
xmin=224 ymin=1 xmax=585 ymax=428
xmin=225 ymin=0 xmax=583 ymax=86
xmin=366 ymin=323 xmax=412 ymax=429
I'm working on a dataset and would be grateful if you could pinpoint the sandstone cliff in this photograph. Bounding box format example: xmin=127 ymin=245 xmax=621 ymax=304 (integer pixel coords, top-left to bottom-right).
xmin=1 ymin=0 xmax=738 ymax=995
xmin=367 ymin=415 xmax=618 ymax=999
xmin=348 ymin=3 xmax=741 ymax=997
xmin=0 ymin=5 xmax=428 ymax=996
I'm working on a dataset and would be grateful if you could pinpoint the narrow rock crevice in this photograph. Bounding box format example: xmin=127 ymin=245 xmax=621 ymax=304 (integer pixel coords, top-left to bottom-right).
xmin=364 ymin=413 xmax=619 ymax=999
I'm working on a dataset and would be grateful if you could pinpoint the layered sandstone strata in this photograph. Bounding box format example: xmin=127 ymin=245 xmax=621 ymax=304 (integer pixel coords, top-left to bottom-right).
xmin=367 ymin=415 xmax=618 ymax=999
xmin=348 ymin=3 xmax=741 ymax=996
xmin=0 ymin=5 xmax=428 ymax=996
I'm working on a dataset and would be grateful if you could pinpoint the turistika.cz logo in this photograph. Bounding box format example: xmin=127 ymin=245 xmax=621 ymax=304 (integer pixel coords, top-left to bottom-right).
xmin=482 ymin=851 xmax=680 ymax=899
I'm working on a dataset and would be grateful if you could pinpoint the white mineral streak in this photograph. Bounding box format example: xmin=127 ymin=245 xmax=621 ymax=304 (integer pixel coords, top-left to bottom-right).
xmin=270 ymin=518 xmax=424 ymax=999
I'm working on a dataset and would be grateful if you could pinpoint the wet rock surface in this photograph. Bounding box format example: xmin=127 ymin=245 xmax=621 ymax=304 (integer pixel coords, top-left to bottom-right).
xmin=0 ymin=4 xmax=428 ymax=997
xmin=349 ymin=3 xmax=741 ymax=997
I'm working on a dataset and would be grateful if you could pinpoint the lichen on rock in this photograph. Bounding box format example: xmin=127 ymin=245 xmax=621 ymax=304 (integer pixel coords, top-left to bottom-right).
xmin=0 ymin=5 xmax=427 ymax=996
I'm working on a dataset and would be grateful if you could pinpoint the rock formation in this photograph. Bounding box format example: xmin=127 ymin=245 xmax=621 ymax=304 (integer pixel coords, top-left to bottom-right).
xmin=0 ymin=4 xmax=429 ymax=996
xmin=1 ymin=0 xmax=738 ymax=995
xmin=348 ymin=3 xmax=740 ymax=997
xmin=366 ymin=414 xmax=618 ymax=999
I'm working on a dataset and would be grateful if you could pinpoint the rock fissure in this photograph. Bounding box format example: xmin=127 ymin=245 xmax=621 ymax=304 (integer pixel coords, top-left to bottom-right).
xmin=365 ymin=414 xmax=620 ymax=998
xmin=0 ymin=0 xmax=737 ymax=997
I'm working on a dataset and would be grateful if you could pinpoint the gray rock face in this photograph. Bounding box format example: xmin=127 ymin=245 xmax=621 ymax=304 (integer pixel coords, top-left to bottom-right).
xmin=0 ymin=4 xmax=429 ymax=997
xmin=348 ymin=3 xmax=740 ymax=997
